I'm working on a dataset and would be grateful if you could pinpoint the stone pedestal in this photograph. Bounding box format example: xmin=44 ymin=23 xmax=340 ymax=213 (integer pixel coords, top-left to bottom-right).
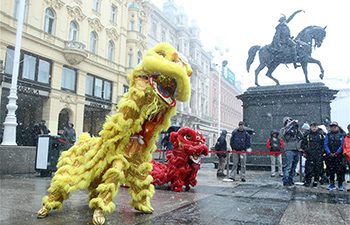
xmin=237 ymin=82 xmax=338 ymax=167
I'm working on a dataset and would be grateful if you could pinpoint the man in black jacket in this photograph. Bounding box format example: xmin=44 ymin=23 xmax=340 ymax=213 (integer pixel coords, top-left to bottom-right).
xmin=216 ymin=130 xmax=228 ymax=177
xmin=229 ymin=121 xmax=251 ymax=182
xmin=301 ymin=122 xmax=324 ymax=187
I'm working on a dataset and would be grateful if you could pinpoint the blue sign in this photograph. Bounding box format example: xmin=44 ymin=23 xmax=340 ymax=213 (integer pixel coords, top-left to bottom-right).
xmin=223 ymin=67 xmax=235 ymax=84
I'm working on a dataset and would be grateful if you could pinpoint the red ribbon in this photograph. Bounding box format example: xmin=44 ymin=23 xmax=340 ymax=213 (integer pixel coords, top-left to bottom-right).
xmin=155 ymin=149 xmax=284 ymax=155
xmin=58 ymin=138 xmax=73 ymax=146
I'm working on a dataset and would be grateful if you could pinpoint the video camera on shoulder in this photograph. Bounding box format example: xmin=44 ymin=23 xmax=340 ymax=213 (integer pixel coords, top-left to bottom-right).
xmin=284 ymin=119 xmax=299 ymax=140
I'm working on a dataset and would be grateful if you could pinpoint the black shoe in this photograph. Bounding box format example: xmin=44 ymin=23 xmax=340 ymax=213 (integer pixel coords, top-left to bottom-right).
xmin=217 ymin=173 xmax=226 ymax=177
xmin=241 ymin=178 xmax=246 ymax=182
xmin=312 ymin=182 xmax=318 ymax=187
xmin=283 ymin=182 xmax=292 ymax=186
xmin=303 ymin=183 xmax=310 ymax=187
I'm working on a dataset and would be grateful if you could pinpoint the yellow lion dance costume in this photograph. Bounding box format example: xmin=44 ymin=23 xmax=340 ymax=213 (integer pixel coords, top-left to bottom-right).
xmin=37 ymin=43 xmax=192 ymax=225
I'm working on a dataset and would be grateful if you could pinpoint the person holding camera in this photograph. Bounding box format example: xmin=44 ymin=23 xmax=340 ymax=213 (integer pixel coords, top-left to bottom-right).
xmin=280 ymin=117 xmax=303 ymax=186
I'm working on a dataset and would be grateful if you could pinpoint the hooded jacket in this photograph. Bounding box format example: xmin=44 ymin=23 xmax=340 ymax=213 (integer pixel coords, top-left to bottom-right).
xmin=343 ymin=133 xmax=350 ymax=161
xmin=216 ymin=134 xmax=227 ymax=157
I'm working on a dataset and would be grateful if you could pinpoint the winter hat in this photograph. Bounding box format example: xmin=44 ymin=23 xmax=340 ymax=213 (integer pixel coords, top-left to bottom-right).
xmin=301 ymin=123 xmax=310 ymax=130
xmin=270 ymin=129 xmax=279 ymax=135
xmin=329 ymin=121 xmax=338 ymax=127
xmin=222 ymin=129 xmax=227 ymax=135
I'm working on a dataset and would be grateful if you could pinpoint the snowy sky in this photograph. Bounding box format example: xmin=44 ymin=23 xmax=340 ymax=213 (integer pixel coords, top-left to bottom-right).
xmin=150 ymin=0 xmax=350 ymax=90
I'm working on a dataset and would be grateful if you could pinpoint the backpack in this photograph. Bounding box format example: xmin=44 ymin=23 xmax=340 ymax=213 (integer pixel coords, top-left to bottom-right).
xmin=269 ymin=137 xmax=281 ymax=151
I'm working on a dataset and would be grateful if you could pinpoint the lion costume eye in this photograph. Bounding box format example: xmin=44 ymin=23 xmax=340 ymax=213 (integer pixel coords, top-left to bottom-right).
xmin=184 ymin=134 xmax=191 ymax=140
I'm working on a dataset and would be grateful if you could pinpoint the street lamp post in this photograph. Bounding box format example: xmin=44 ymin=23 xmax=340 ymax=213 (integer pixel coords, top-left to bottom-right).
xmin=214 ymin=46 xmax=229 ymax=136
xmin=1 ymin=0 xmax=25 ymax=146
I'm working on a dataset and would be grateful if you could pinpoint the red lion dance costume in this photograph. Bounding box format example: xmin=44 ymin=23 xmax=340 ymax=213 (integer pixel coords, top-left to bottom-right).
xmin=151 ymin=127 xmax=209 ymax=192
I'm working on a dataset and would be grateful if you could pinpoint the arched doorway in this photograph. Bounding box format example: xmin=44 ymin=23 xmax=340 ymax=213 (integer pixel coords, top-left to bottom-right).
xmin=58 ymin=109 xmax=70 ymax=135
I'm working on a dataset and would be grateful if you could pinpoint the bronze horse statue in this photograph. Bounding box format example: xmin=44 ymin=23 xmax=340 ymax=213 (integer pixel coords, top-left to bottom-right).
xmin=247 ymin=26 xmax=327 ymax=86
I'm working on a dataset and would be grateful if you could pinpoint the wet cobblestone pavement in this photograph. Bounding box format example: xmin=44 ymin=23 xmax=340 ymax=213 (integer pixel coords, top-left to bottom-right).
xmin=1 ymin=163 xmax=349 ymax=225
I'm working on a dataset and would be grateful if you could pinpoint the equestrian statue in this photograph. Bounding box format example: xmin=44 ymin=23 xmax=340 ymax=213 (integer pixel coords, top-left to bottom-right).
xmin=246 ymin=10 xmax=327 ymax=86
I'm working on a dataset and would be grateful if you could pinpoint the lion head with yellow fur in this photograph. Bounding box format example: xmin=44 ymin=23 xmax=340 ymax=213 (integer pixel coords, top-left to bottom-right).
xmin=37 ymin=42 xmax=193 ymax=225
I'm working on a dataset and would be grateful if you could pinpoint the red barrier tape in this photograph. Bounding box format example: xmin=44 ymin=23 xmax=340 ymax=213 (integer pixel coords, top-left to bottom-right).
xmin=154 ymin=149 xmax=284 ymax=156
xmin=58 ymin=138 xmax=74 ymax=146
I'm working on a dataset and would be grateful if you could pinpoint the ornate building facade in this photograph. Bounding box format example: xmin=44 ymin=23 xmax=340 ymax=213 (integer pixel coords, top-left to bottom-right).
xmin=0 ymin=0 xmax=243 ymax=147
xmin=0 ymin=0 xmax=153 ymax=145
xmin=147 ymin=0 xmax=214 ymax=145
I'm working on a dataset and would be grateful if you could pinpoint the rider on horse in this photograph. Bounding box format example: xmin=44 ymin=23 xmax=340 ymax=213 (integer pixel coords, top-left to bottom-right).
xmin=271 ymin=10 xmax=304 ymax=68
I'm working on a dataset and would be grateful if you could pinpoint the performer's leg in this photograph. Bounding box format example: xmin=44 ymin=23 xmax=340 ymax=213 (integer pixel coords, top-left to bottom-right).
xmin=89 ymin=157 xmax=126 ymax=225
xmin=128 ymin=161 xmax=155 ymax=213
xmin=37 ymin=188 xmax=68 ymax=218
xmin=88 ymin=176 xmax=103 ymax=201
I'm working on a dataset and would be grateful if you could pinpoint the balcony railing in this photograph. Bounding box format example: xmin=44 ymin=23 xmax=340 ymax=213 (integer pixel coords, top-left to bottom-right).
xmin=63 ymin=41 xmax=88 ymax=65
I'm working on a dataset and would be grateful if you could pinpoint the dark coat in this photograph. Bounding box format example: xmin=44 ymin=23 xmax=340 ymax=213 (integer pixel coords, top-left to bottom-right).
xmin=62 ymin=127 xmax=76 ymax=150
xmin=301 ymin=130 xmax=324 ymax=160
xmin=325 ymin=130 xmax=345 ymax=155
xmin=230 ymin=129 xmax=251 ymax=151
xmin=32 ymin=123 xmax=50 ymax=145
xmin=216 ymin=134 xmax=227 ymax=157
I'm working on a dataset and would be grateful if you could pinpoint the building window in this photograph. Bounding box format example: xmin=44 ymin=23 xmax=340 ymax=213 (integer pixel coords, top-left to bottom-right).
xmin=103 ymin=81 xmax=111 ymax=100
xmin=5 ymin=47 xmax=51 ymax=85
xmin=14 ymin=0 xmax=28 ymax=22
xmin=110 ymin=5 xmax=117 ymax=23
xmin=86 ymin=74 xmax=112 ymax=100
xmin=123 ymin=85 xmax=129 ymax=94
xmin=94 ymin=78 xmax=103 ymax=98
xmin=162 ymin=30 xmax=165 ymax=42
xmin=4 ymin=48 xmax=15 ymax=75
xmin=38 ymin=59 xmax=50 ymax=83
xmin=85 ymin=75 xmax=93 ymax=95
xmin=44 ymin=8 xmax=55 ymax=35
xmin=152 ymin=22 xmax=157 ymax=37
xmin=128 ymin=54 xmax=133 ymax=67
xmin=108 ymin=40 xmax=115 ymax=61
xmin=23 ymin=54 xmax=36 ymax=80
xmin=61 ymin=66 xmax=76 ymax=92
xmin=137 ymin=51 xmax=142 ymax=65
xmin=69 ymin=21 xmax=78 ymax=41
xmin=130 ymin=21 xmax=134 ymax=30
xmin=93 ymin=0 xmax=100 ymax=12
xmin=138 ymin=19 xmax=143 ymax=33
xmin=90 ymin=31 xmax=97 ymax=54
